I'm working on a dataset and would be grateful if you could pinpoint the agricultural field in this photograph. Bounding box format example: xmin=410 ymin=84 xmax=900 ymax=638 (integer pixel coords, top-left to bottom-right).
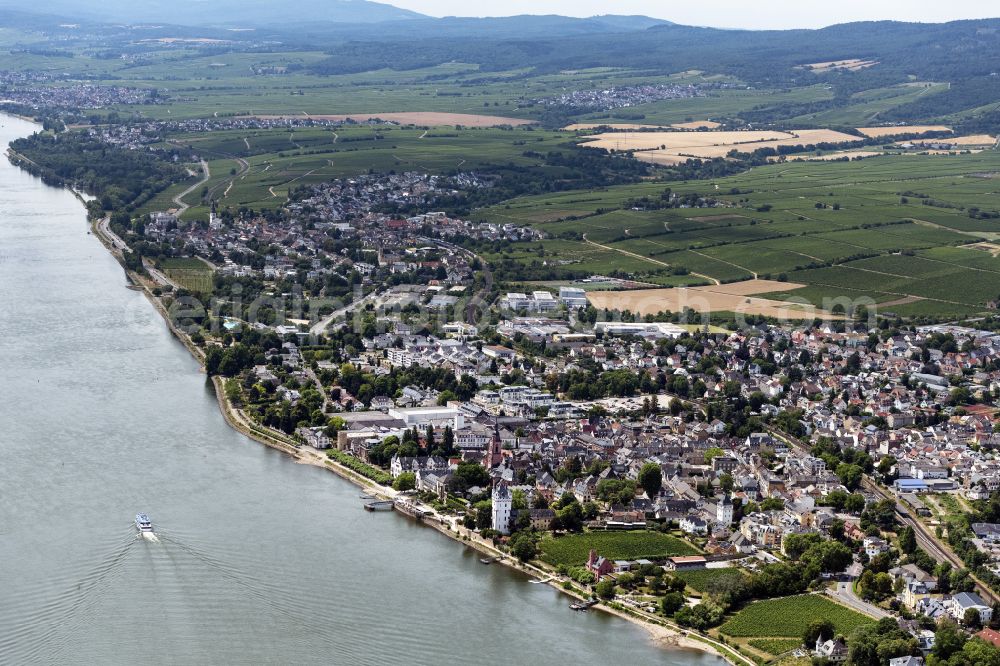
xmin=746 ymin=638 xmax=804 ymax=656
xmin=574 ymin=85 xmax=836 ymax=127
xmin=145 ymin=124 xmax=577 ymax=219
xmin=718 ymin=594 xmax=874 ymax=638
xmin=158 ymin=257 xmax=215 ymax=292
xmin=255 ymin=112 xmax=536 ymax=127
xmin=578 ymin=128 xmax=861 ymax=165
xmin=479 ymin=150 xmax=1000 ymax=318
xmin=673 ymin=567 xmax=747 ymax=593
xmin=585 ymin=280 xmax=834 ymax=320
xmin=538 ymin=530 xmax=699 ymax=566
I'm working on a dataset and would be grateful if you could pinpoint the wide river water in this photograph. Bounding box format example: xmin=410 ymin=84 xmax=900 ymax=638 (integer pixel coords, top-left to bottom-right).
xmin=0 ymin=115 xmax=724 ymax=665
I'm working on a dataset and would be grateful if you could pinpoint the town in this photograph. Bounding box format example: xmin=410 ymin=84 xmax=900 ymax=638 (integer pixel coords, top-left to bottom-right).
xmin=5 ymin=3 xmax=1000 ymax=666
xmin=109 ymin=161 xmax=1000 ymax=665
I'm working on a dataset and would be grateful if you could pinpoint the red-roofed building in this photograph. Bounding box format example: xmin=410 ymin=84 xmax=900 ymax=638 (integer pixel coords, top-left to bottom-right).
xmin=977 ymin=628 xmax=1000 ymax=649
xmin=586 ymin=549 xmax=614 ymax=581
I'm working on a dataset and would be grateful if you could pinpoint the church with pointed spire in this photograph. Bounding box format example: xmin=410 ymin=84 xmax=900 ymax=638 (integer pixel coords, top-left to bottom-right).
xmin=486 ymin=417 xmax=504 ymax=468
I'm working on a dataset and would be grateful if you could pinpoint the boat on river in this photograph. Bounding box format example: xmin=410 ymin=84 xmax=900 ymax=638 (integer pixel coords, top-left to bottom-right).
xmin=135 ymin=513 xmax=154 ymax=533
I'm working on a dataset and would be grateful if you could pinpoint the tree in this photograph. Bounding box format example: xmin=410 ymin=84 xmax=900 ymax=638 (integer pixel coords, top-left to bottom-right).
xmin=704 ymin=447 xmax=724 ymax=465
xmin=836 ymin=462 xmax=864 ymax=491
xmin=474 ymin=500 xmax=492 ymax=530
xmin=858 ymin=569 xmax=893 ymax=601
xmin=453 ymin=461 xmax=490 ymax=490
xmin=510 ymin=533 xmax=537 ymax=562
xmin=932 ymin=618 xmax=967 ymax=661
xmin=936 ymin=562 xmax=953 ymax=594
xmin=803 ymin=618 xmax=835 ymax=648
xmin=595 ymin=579 xmax=615 ymax=599
xmin=965 ymin=607 xmax=983 ymax=629
xmin=783 ymin=533 xmax=823 ymax=560
xmin=637 ymin=462 xmax=663 ymax=498
xmin=660 ymin=591 xmax=685 ymax=616
xmin=441 ymin=425 xmax=455 ymax=456
xmin=674 ymin=601 xmax=725 ymax=630
xmin=759 ymin=496 xmax=785 ymax=512
xmin=899 ymin=526 xmax=917 ymax=554
xmin=849 ymin=617 xmax=920 ymax=666
xmin=392 ymin=472 xmax=416 ymax=491
xmin=801 ymin=540 xmax=852 ymax=573
xmin=861 ymin=499 xmax=899 ymax=531
xmin=555 ymin=501 xmax=584 ymax=532
xmin=844 ymin=492 xmax=867 ymax=514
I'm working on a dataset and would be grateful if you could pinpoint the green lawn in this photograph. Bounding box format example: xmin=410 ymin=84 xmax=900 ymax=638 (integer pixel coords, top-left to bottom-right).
xmin=719 ymin=594 xmax=874 ymax=638
xmin=539 ymin=530 xmax=699 ymax=566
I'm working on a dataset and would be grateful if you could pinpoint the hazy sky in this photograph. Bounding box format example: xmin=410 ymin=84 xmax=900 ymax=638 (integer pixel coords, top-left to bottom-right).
xmin=386 ymin=0 xmax=999 ymax=29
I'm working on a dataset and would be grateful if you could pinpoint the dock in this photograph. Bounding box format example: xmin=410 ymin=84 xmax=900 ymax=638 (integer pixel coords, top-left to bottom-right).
xmin=363 ymin=500 xmax=394 ymax=512
xmin=393 ymin=499 xmax=434 ymax=520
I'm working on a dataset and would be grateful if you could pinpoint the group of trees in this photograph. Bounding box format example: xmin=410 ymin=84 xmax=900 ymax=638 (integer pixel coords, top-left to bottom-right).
xmin=337 ymin=362 xmax=478 ymax=407
xmin=10 ymin=131 xmax=187 ymax=212
xmin=926 ymin=619 xmax=1000 ymax=666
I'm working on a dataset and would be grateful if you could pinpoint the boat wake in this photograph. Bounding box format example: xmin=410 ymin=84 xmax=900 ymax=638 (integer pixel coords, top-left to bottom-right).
xmin=139 ymin=532 xmax=160 ymax=542
xmin=0 ymin=533 xmax=138 ymax=663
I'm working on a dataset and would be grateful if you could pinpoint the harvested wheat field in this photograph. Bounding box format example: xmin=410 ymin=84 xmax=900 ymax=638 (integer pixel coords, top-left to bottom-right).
xmin=857 ymin=125 xmax=951 ymax=138
xmin=670 ymin=120 xmax=722 ymax=130
xmin=580 ymin=128 xmax=859 ymax=164
xmin=915 ymin=134 xmax=996 ymax=146
xmin=586 ymin=280 xmax=843 ymax=320
xmin=255 ymin=112 xmax=536 ymax=127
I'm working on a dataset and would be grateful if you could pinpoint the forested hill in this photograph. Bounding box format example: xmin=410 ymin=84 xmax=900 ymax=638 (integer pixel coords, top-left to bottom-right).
xmin=307 ymin=19 xmax=1000 ymax=84
xmin=301 ymin=18 xmax=1000 ymax=124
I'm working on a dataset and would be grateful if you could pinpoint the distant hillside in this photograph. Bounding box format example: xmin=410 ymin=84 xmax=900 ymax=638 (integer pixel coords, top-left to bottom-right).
xmin=297 ymin=18 xmax=1000 ymax=126
xmin=0 ymin=0 xmax=427 ymax=25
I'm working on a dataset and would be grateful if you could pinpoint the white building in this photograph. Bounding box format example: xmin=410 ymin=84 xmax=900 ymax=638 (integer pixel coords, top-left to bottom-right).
xmin=492 ymin=484 xmax=513 ymax=535
xmin=532 ymin=291 xmax=558 ymax=312
xmin=559 ymin=286 xmax=589 ymax=309
xmin=594 ymin=321 xmax=685 ymax=340
xmin=388 ymin=406 xmax=464 ymax=430
xmin=717 ymin=495 xmax=733 ymax=524
xmin=503 ymin=292 xmax=532 ymax=311
xmin=948 ymin=592 xmax=993 ymax=625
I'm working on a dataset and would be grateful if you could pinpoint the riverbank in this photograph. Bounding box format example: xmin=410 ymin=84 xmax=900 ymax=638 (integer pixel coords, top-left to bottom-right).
xmin=204 ymin=372 xmax=727 ymax=659
xmin=20 ymin=137 xmax=735 ymax=665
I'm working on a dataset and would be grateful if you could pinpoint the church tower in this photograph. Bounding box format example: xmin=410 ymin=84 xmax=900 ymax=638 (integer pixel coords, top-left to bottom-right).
xmin=486 ymin=417 xmax=503 ymax=468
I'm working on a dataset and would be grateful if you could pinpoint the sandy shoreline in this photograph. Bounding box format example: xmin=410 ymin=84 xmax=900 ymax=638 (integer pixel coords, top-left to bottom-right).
xmin=73 ymin=157 xmax=738 ymax=666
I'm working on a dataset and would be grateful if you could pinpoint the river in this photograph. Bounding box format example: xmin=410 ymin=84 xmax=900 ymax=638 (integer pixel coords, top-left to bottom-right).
xmin=0 ymin=115 xmax=724 ymax=666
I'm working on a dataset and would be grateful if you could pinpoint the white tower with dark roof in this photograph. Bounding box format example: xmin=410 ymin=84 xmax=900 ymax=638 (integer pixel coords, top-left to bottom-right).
xmin=492 ymin=483 xmax=513 ymax=535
